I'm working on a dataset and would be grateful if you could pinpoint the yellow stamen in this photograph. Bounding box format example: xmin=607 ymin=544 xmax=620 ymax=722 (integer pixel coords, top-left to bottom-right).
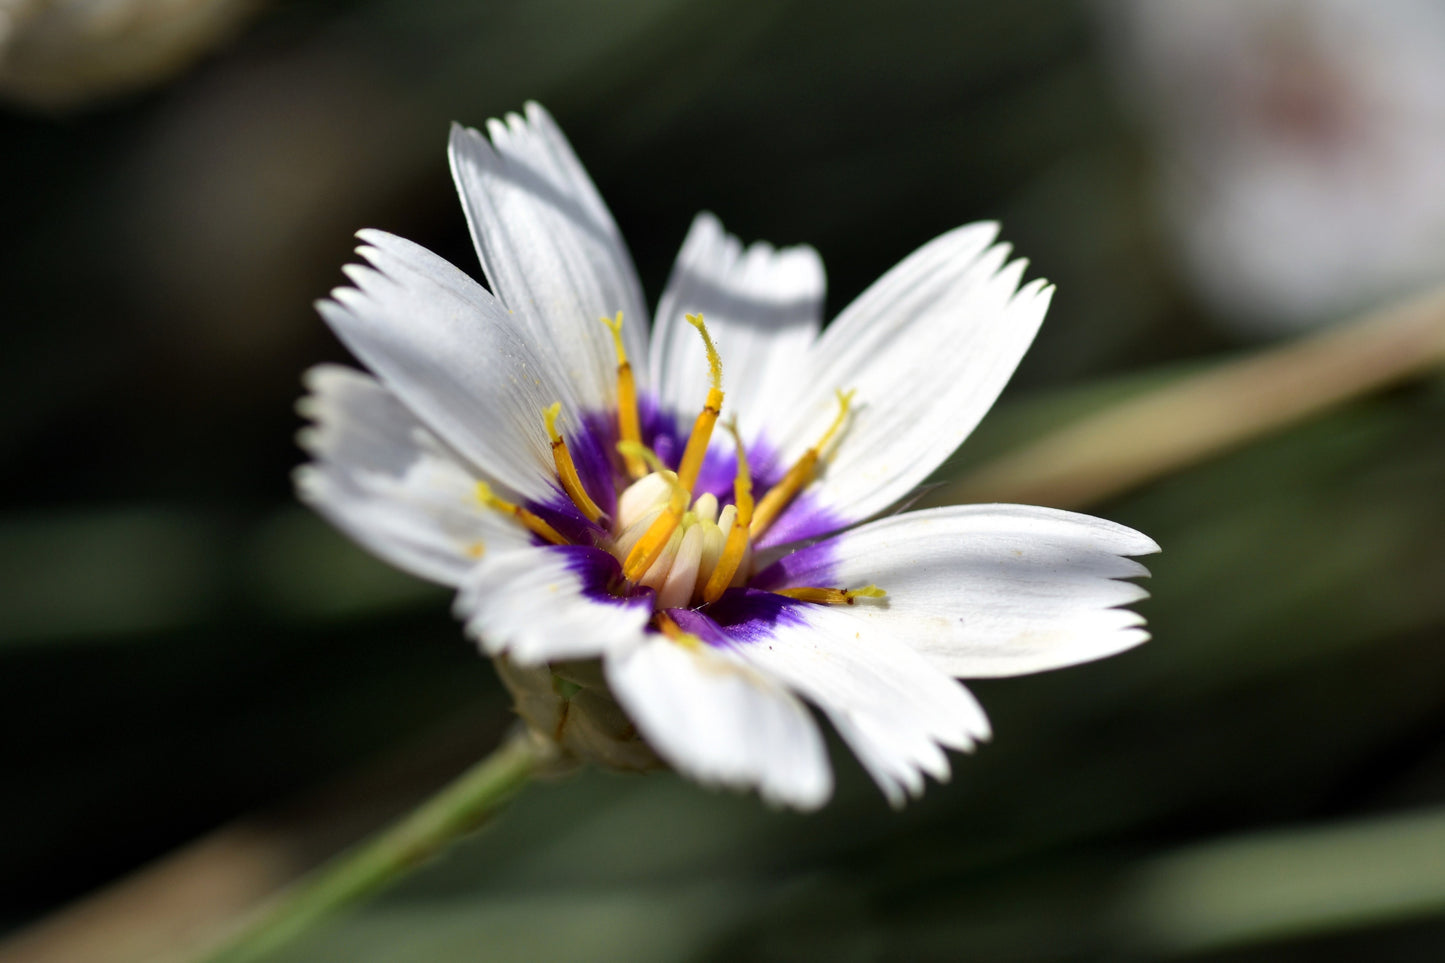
xmin=703 ymin=421 xmax=754 ymax=603
xmin=543 ymin=402 xmax=605 ymax=524
xmin=476 ymin=481 xmax=569 ymax=546
xmin=675 ymin=314 xmax=724 ymax=492
xmin=655 ymin=611 xmax=701 ymax=650
xmin=602 ymin=312 xmax=646 ymax=479
xmin=618 ymin=442 xmax=689 ymax=581
xmin=774 ymin=584 xmax=886 ymax=605
xmin=751 ymin=388 xmax=855 ymax=537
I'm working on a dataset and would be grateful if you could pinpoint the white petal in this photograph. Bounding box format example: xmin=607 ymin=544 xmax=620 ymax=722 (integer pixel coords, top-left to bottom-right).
xmin=761 ymin=504 xmax=1159 ymax=679
xmin=448 ymin=103 xmax=649 ymax=410
xmin=456 ymin=546 xmax=652 ymax=665
xmin=606 ymin=634 xmax=833 ymax=810
xmin=649 ymin=212 xmax=825 ymax=444
xmin=295 ymin=365 xmax=528 ymax=586
xmin=761 ymin=223 xmax=1051 ymax=541
xmin=707 ymin=596 xmax=991 ymax=807
xmin=317 ymin=231 xmax=575 ymax=503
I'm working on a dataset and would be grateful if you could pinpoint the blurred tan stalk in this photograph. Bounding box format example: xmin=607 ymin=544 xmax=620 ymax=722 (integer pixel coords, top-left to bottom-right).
xmin=927 ymin=283 xmax=1445 ymax=511
xmin=3 ymin=283 xmax=1444 ymax=963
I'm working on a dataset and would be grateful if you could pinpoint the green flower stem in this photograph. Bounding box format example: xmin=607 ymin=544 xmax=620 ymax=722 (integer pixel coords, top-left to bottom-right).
xmin=197 ymin=729 xmax=550 ymax=963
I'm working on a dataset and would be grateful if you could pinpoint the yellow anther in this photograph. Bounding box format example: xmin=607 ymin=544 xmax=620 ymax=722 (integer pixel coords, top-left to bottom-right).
xmin=602 ymin=312 xmax=646 ymax=479
xmin=617 ymin=442 xmax=689 ymax=581
xmin=476 ymin=481 xmax=569 ymax=546
xmin=703 ymin=421 xmax=754 ymax=604
xmin=543 ymin=402 xmax=605 ymax=524
xmin=751 ymin=388 xmax=855 ymax=538
xmin=655 ymin=611 xmax=702 ymax=650
xmin=774 ymin=584 xmax=887 ymax=605
xmin=675 ymin=313 xmax=725 ymax=492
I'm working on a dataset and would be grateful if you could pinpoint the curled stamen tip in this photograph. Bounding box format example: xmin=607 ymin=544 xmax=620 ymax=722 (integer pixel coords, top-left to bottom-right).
xmin=685 ymin=313 xmax=723 ymax=391
xmin=601 ymin=311 xmax=630 ymax=363
xmin=616 ymin=440 xmax=662 ymax=471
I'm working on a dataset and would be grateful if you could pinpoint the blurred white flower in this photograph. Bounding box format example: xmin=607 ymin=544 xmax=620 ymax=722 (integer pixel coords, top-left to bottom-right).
xmin=297 ymin=103 xmax=1158 ymax=809
xmin=1106 ymin=0 xmax=1445 ymax=335
xmin=0 ymin=0 xmax=259 ymax=109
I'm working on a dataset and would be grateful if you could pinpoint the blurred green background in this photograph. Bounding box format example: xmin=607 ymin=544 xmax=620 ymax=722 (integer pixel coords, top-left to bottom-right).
xmin=3 ymin=1 xmax=1444 ymax=960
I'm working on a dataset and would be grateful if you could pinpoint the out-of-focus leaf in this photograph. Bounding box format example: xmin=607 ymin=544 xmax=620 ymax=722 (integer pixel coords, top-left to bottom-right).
xmin=0 ymin=507 xmax=445 ymax=647
xmin=1119 ymin=806 xmax=1445 ymax=957
xmin=243 ymin=509 xmax=444 ymax=622
xmin=0 ymin=508 xmax=224 ymax=645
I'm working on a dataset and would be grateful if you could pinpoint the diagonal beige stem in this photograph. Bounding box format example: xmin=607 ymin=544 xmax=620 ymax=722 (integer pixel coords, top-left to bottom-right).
xmin=929 ymin=285 xmax=1445 ymax=511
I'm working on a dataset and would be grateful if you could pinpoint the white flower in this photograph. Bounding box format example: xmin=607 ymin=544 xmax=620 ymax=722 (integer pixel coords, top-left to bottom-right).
xmin=1106 ymin=0 xmax=1445 ymax=334
xmin=296 ymin=103 xmax=1159 ymax=810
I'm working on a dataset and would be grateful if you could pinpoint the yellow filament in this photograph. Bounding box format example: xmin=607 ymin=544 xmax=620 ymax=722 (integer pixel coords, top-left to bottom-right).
xmin=749 ymin=454 xmax=815 ymax=540
xmin=602 ymin=312 xmax=646 ymax=479
xmin=618 ymin=442 xmax=690 ymax=581
xmin=475 ymin=481 xmax=569 ymax=546
xmin=774 ymin=584 xmax=886 ymax=605
xmin=655 ymin=611 xmax=701 ymax=650
xmin=675 ymin=314 xmax=724 ymax=492
xmin=751 ymin=388 xmax=855 ymax=537
xmin=702 ymin=422 xmax=754 ymax=603
xmin=543 ymin=402 xmax=605 ymax=524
